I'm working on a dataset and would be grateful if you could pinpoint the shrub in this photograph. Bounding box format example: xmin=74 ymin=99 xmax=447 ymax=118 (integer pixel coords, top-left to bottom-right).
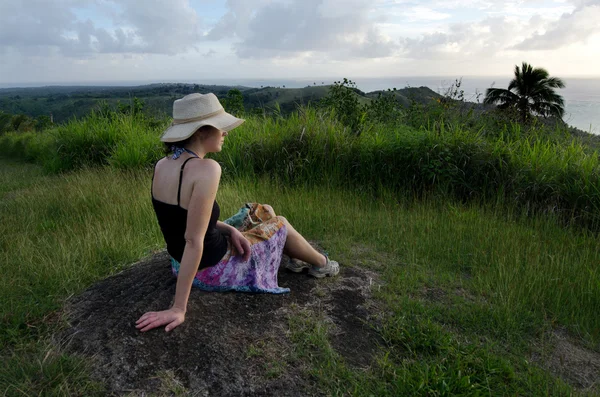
xmin=3 ymin=98 xmax=599 ymax=230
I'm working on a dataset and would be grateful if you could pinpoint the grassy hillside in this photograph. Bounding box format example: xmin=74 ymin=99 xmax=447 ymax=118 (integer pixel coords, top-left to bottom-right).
xmin=0 ymin=83 xmax=235 ymax=122
xmin=365 ymin=86 xmax=443 ymax=107
xmin=243 ymin=85 xmax=331 ymax=112
xmin=1 ymin=86 xmax=599 ymax=393
xmin=2 ymin=101 xmax=598 ymax=230
xmin=1 ymin=157 xmax=597 ymax=395
xmin=0 ymin=83 xmax=444 ymax=124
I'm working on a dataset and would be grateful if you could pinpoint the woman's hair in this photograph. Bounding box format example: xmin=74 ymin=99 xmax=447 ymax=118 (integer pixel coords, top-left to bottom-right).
xmin=163 ymin=125 xmax=217 ymax=155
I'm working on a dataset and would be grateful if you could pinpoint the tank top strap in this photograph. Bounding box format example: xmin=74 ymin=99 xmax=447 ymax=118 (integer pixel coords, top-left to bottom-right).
xmin=177 ymin=157 xmax=199 ymax=206
xmin=150 ymin=158 xmax=161 ymax=200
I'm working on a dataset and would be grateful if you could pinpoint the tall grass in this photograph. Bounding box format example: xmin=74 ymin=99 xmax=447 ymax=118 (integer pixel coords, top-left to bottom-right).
xmin=2 ymin=160 xmax=598 ymax=348
xmin=0 ymin=112 xmax=166 ymax=173
xmin=1 ymin=105 xmax=599 ymax=230
xmin=212 ymin=108 xmax=600 ymax=228
xmin=1 ymin=158 xmax=598 ymax=395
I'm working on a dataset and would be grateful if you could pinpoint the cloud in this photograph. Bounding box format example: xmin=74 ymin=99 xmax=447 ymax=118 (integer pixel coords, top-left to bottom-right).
xmin=399 ymin=16 xmax=523 ymax=59
xmin=204 ymin=0 xmax=398 ymax=60
xmin=401 ymin=6 xmax=452 ymax=22
xmin=203 ymin=0 xmax=264 ymax=41
xmin=109 ymin=0 xmax=202 ymax=54
xmin=398 ymin=0 xmax=599 ymax=60
xmin=0 ymin=1 xmax=82 ymax=49
xmin=0 ymin=0 xmax=203 ymax=56
xmin=513 ymin=3 xmax=600 ymax=50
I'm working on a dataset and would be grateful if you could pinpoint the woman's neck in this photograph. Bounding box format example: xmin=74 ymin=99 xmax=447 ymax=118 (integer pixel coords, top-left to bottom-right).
xmin=184 ymin=141 xmax=207 ymax=159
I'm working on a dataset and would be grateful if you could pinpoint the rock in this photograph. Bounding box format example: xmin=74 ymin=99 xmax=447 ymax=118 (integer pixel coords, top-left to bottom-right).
xmin=54 ymin=250 xmax=383 ymax=396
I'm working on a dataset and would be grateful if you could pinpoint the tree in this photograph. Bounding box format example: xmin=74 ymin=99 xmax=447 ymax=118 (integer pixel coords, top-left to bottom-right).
xmin=321 ymin=78 xmax=366 ymax=135
xmin=35 ymin=115 xmax=53 ymax=131
xmin=0 ymin=111 xmax=11 ymax=134
xmin=10 ymin=114 xmax=33 ymax=131
xmin=117 ymin=97 xmax=145 ymax=115
xmin=484 ymin=62 xmax=565 ymax=123
xmin=222 ymin=89 xmax=244 ymax=116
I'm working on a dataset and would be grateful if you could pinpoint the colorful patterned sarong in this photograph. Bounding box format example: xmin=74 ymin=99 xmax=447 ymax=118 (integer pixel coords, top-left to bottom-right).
xmin=170 ymin=204 xmax=290 ymax=294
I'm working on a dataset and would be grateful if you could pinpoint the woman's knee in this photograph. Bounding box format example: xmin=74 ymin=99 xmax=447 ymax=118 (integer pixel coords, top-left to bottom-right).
xmin=275 ymin=215 xmax=288 ymax=225
xmin=263 ymin=204 xmax=276 ymax=217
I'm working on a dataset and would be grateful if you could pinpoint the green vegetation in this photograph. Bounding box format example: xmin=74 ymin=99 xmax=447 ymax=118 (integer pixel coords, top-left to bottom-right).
xmin=0 ymin=83 xmax=233 ymax=124
xmin=485 ymin=62 xmax=566 ymax=123
xmin=1 ymin=93 xmax=599 ymax=230
xmin=1 ymin=77 xmax=599 ymax=395
xmin=0 ymin=82 xmax=441 ymax=132
xmin=1 ymin=158 xmax=597 ymax=395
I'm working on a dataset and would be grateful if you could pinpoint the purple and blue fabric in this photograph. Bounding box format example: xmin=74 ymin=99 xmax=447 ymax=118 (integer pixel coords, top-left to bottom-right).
xmin=171 ymin=214 xmax=290 ymax=294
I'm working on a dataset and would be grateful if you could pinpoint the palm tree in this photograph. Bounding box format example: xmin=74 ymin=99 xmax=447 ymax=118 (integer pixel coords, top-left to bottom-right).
xmin=484 ymin=62 xmax=565 ymax=123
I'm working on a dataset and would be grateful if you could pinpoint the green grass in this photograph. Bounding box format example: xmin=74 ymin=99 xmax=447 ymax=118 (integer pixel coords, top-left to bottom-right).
xmin=0 ymin=160 xmax=46 ymax=197
xmin=1 ymin=157 xmax=598 ymax=395
xmin=2 ymin=105 xmax=599 ymax=230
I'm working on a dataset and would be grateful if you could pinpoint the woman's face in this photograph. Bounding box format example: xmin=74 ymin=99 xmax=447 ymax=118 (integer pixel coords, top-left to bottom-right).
xmin=202 ymin=126 xmax=228 ymax=153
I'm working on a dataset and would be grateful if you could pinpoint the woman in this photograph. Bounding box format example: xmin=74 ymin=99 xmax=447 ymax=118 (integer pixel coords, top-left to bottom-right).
xmin=136 ymin=93 xmax=339 ymax=333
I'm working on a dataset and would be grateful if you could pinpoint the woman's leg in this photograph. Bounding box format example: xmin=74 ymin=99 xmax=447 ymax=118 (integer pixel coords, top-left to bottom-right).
xmin=276 ymin=216 xmax=327 ymax=268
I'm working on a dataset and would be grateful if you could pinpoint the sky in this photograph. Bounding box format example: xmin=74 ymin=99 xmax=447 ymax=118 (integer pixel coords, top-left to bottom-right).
xmin=0 ymin=0 xmax=599 ymax=85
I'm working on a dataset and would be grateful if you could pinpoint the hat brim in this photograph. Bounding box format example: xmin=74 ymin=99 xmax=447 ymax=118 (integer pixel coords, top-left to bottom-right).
xmin=160 ymin=111 xmax=245 ymax=143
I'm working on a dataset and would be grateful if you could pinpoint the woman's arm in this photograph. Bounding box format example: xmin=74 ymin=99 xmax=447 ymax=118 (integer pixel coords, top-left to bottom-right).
xmin=216 ymin=221 xmax=251 ymax=261
xmin=136 ymin=159 xmax=222 ymax=332
xmin=215 ymin=221 xmax=236 ymax=236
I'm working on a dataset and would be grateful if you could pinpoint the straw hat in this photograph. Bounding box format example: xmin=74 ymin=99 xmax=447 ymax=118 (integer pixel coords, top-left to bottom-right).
xmin=160 ymin=93 xmax=245 ymax=143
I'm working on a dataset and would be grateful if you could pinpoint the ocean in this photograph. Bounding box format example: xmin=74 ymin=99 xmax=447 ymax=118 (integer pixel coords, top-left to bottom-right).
xmin=3 ymin=76 xmax=599 ymax=134
xmin=354 ymin=76 xmax=600 ymax=135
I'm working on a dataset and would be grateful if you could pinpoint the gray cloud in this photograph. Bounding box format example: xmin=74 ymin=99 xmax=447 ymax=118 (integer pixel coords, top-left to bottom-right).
xmin=204 ymin=0 xmax=260 ymax=41
xmin=513 ymin=3 xmax=600 ymax=50
xmin=0 ymin=1 xmax=82 ymax=49
xmin=398 ymin=1 xmax=599 ymax=61
xmin=205 ymin=0 xmax=398 ymax=59
xmin=112 ymin=0 xmax=202 ymax=54
xmin=0 ymin=0 xmax=203 ymax=57
xmin=399 ymin=16 xmax=520 ymax=60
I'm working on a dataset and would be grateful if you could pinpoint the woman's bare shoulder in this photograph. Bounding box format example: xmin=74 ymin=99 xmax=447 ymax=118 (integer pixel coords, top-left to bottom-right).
xmin=186 ymin=158 xmax=221 ymax=182
xmin=188 ymin=158 xmax=220 ymax=172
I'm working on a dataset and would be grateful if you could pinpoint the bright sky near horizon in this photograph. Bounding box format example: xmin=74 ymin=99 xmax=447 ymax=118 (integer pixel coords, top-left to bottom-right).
xmin=0 ymin=0 xmax=599 ymax=85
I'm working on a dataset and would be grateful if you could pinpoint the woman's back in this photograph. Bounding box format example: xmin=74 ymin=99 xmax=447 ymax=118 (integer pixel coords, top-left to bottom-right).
xmin=151 ymin=154 xmax=227 ymax=267
xmin=152 ymin=154 xmax=196 ymax=210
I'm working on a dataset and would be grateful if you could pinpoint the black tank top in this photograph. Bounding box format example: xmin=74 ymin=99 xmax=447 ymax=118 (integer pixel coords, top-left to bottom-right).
xmin=151 ymin=157 xmax=228 ymax=268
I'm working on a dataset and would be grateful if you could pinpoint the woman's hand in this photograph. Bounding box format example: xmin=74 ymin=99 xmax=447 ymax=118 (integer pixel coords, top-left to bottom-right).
xmin=135 ymin=307 xmax=185 ymax=332
xmin=230 ymin=229 xmax=251 ymax=261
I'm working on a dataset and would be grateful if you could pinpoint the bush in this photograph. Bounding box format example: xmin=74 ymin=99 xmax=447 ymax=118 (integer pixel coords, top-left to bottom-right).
xmin=3 ymin=97 xmax=599 ymax=231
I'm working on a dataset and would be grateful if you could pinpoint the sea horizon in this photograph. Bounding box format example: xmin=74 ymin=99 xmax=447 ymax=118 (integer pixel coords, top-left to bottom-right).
xmin=2 ymin=76 xmax=598 ymax=134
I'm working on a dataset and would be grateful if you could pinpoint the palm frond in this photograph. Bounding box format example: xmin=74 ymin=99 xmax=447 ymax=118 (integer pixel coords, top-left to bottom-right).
xmin=484 ymin=88 xmax=519 ymax=106
xmin=492 ymin=61 xmax=565 ymax=122
xmin=541 ymin=77 xmax=565 ymax=89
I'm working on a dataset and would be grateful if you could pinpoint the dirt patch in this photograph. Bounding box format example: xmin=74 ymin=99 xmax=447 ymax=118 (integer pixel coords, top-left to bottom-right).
xmin=54 ymin=250 xmax=383 ymax=396
xmin=421 ymin=286 xmax=448 ymax=303
xmin=541 ymin=329 xmax=600 ymax=392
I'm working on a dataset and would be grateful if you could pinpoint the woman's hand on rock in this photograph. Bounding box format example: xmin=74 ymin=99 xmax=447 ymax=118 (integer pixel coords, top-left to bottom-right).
xmin=135 ymin=307 xmax=185 ymax=332
xmin=230 ymin=229 xmax=251 ymax=261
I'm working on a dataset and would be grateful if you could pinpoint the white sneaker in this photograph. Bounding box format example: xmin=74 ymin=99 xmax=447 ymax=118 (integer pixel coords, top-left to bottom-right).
xmin=308 ymin=256 xmax=340 ymax=278
xmin=285 ymin=258 xmax=311 ymax=273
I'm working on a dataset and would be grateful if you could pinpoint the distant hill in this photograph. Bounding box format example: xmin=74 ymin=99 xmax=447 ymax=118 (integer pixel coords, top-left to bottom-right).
xmin=0 ymin=83 xmax=237 ymax=123
xmin=242 ymin=85 xmax=330 ymax=113
xmin=365 ymin=87 xmax=443 ymax=107
xmin=0 ymin=83 xmax=443 ymax=123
